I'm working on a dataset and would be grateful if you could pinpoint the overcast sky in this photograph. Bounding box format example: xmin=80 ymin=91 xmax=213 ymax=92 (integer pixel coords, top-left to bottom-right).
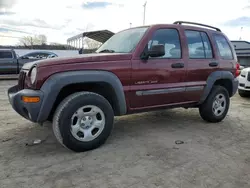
xmin=0 ymin=0 xmax=250 ymax=45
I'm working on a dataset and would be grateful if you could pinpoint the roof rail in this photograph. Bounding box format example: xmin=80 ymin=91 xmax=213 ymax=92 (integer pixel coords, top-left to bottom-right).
xmin=173 ymin=21 xmax=221 ymax=32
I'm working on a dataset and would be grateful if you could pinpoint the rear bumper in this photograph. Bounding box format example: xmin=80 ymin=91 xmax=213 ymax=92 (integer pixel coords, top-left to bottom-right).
xmin=8 ymin=85 xmax=44 ymax=122
xmin=232 ymin=78 xmax=239 ymax=96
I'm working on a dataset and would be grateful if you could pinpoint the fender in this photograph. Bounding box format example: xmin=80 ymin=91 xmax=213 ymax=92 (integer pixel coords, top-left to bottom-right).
xmin=37 ymin=70 xmax=127 ymax=122
xmin=199 ymin=71 xmax=236 ymax=104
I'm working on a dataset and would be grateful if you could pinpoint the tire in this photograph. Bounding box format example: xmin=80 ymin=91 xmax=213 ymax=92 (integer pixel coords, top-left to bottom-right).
xmin=52 ymin=91 xmax=114 ymax=152
xmin=199 ymin=85 xmax=230 ymax=123
xmin=238 ymin=89 xmax=250 ymax=98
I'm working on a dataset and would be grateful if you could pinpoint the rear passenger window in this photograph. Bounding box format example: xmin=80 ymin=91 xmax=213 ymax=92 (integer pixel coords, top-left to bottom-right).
xmin=148 ymin=29 xmax=181 ymax=59
xmin=0 ymin=51 xmax=13 ymax=59
xmin=185 ymin=30 xmax=213 ymax=59
xmin=213 ymin=34 xmax=233 ymax=60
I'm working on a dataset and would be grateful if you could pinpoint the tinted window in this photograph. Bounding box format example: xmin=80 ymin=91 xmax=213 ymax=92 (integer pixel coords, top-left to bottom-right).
xmin=201 ymin=32 xmax=213 ymax=58
xmin=148 ymin=29 xmax=181 ymax=59
xmin=24 ymin=52 xmax=53 ymax=59
xmin=0 ymin=51 xmax=13 ymax=58
xmin=185 ymin=30 xmax=207 ymax=59
xmin=213 ymin=34 xmax=233 ymax=60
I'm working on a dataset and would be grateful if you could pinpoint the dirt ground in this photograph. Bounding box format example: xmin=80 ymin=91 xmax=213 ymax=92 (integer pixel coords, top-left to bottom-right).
xmin=0 ymin=80 xmax=250 ymax=188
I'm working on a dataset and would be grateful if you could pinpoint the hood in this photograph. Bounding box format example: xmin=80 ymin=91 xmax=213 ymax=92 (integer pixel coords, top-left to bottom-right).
xmin=21 ymin=60 xmax=38 ymax=70
xmin=241 ymin=67 xmax=250 ymax=75
xmin=21 ymin=53 xmax=132 ymax=70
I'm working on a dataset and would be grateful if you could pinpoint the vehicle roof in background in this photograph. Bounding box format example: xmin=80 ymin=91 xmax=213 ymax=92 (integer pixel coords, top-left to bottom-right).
xmin=67 ymin=30 xmax=115 ymax=43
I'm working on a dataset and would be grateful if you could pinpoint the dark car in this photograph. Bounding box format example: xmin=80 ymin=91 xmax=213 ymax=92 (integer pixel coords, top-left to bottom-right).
xmin=0 ymin=50 xmax=58 ymax=74
xmin=8 ymin=21 xmax=239 ymax=152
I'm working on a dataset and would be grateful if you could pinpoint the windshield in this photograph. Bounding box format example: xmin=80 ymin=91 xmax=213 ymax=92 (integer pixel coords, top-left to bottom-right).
xmin=96 ymin=27 xmax=148 ymax=53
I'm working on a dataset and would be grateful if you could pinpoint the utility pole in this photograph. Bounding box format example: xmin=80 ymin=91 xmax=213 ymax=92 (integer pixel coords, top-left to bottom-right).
xmin=130 ymin=23 xmax=132 ymax=28
xmin=143 ymin=1 xmax=147 ymax=25
xmin=30 ymin=36 xmax=33 ymax=49
xmin=239 ymin=27 xmax=243 ymax=40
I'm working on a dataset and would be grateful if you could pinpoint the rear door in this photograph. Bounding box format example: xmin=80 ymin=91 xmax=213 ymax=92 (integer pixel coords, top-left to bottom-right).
xmin=184 ymin=30 xmax=219 ymax=102
xmin=0 ymin=51 xmax=17 ymax=74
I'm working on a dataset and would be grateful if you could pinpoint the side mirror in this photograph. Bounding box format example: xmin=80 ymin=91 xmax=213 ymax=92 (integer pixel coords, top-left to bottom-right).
xmin=148 ymin=44 xmax=165 ymax=57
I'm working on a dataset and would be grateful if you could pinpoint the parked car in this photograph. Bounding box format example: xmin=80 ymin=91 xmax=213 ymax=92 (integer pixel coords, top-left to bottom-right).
xmin=8 ymin=21 xmax=239 ymax=152
xmin=238 ymin=67 xmax=250 ymax=97
xmin=0 ymin=49 xmax=58 ymax=74
xmin=0 ymin=49 xmax=28 ymax=74
xmin=19 ymin=51 xmax=58 ymax=59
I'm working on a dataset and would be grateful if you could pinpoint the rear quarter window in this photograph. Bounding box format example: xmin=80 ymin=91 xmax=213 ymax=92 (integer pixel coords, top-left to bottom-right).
xmin=0 ymin=51 xmax=13 ymax=59
xmin=213 ymin=34 xmax=233 ymax=60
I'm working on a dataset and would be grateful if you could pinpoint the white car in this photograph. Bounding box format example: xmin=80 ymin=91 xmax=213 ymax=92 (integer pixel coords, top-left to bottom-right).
xmin=238 ymin=67 xmax=250 ymax=97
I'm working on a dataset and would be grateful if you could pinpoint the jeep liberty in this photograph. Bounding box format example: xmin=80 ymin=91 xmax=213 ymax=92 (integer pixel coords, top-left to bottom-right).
xmin=8 ymin=21 xmax=239 ymax=152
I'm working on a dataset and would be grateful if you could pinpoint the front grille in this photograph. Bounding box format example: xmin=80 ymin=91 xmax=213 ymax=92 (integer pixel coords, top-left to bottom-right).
xmin=247 ymin=71 xmax=250 ymax=81
xmin=18 ymin=71 xmax=26 ymax=90
xmin=239 ymin=83 xmax=245 ymax=87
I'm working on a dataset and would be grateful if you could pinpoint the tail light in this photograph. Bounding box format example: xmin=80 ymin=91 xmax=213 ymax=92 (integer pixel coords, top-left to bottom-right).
xmin=235 ymin=63 xmax=240 ymax=77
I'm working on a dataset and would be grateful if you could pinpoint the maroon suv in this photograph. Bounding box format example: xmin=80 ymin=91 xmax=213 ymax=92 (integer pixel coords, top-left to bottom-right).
xmin=8 ymin=21 xmax=239 ymax=152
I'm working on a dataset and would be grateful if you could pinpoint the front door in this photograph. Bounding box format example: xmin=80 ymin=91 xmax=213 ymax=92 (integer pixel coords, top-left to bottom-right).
xmin=130 ymin=28 xmax=187 ymax=109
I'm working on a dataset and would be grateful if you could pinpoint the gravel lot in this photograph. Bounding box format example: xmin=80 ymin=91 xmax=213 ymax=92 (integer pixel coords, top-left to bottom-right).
xmin=0 ymin=80 xmax=250 ymax=188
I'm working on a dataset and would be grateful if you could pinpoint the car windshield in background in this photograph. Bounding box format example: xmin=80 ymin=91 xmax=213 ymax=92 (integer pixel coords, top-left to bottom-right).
xmin=96 ymin=27 xmax=148 ymax=53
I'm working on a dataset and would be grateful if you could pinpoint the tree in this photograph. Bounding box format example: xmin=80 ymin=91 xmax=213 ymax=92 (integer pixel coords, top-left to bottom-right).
xmin=37 ymin=35 xmax=47 ymax=45
xmin=19 ymin=34 xmax=47 ymax=46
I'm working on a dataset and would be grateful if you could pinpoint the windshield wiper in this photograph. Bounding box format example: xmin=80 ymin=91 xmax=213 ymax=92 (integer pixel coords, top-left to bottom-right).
xmin=98 ymin=49 xmax=115 ymax=53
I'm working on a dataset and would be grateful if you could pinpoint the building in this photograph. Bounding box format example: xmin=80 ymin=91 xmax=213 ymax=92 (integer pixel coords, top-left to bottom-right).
xmin=67 ymin=30 xmax=114 ymax=51
xmin=231 ymin=41 xmax=250 ymax=67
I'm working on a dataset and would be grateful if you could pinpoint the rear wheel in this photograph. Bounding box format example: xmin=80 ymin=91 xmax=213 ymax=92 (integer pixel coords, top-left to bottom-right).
xmin=199 ymin=86 xmax=230 ymax=123
xmin=238 ymin=89 xmax=250 ymax=98
xmin=52 ymin=92 xmax=114 ymax=152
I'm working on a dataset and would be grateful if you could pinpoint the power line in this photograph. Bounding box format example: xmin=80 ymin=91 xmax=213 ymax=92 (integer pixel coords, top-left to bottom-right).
xmin=0 ymin=35 xmax=23 ymax=39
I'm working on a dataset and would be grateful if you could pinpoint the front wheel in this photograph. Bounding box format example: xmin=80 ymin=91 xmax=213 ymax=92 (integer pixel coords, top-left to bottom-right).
xmin=199 ymin=86 xmax=230 ymax=123
xmin=52 ymin=92 xmax=114 ymax=152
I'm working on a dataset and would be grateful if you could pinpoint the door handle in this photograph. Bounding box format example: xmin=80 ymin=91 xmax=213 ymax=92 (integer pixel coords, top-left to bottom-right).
xmin=209 ymin=61 xmax=218 ymax=67
xmin=171 ymin=62 xmax=184 ymax=68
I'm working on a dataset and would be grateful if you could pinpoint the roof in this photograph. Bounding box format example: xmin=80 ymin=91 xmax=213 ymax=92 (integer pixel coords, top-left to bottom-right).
xmin=231 ymin=41 xmax=250 ymax=50
xmin=234 ymin=49 xmax=250 ymax=57
xmin=67 ymin=30 xmax=114 ymax=43
xmin=173 ymin=21 xmax=221 ymax=32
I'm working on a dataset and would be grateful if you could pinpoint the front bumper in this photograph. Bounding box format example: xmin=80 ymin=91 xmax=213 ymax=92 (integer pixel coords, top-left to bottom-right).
xmin=8 ymin=85 xmax=44 ymax=122
xmin=238 ymin=75 xmax=250 ymax=91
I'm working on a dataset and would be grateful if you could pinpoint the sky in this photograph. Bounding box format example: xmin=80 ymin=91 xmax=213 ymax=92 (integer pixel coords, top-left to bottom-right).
xmin=0 ymin=0 xmax=250 ymax=45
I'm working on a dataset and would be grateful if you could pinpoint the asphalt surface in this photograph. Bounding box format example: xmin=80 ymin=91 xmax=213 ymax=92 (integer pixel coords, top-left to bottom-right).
xmin=0 ymin=80 xmax=250 ymax=188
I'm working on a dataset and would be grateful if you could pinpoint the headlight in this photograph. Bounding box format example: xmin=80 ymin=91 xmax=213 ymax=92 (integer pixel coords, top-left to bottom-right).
xmin=30 ymin=66 xmax=37 ymax=84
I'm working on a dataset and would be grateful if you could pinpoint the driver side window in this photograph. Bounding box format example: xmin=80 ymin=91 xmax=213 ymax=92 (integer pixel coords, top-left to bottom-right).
xmin=148 ymin=29 xmax=182 ymax=59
